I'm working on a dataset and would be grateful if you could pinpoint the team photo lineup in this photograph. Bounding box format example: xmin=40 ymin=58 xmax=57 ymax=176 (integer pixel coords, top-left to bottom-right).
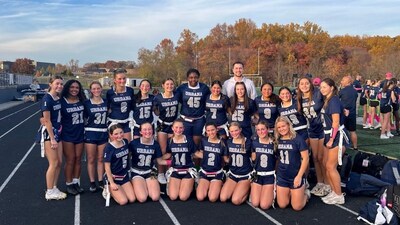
xmin=38 ymin=60 xmax=399 ymax=211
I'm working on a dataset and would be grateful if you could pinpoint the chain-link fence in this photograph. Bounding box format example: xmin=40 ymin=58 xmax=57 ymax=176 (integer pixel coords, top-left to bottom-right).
xmin=0 ymin=73 xmax=33 ymax=87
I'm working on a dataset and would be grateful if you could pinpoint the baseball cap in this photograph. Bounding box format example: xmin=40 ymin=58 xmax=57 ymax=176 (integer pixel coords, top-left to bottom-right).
xmin=386 ymin=72 xmax=393 ymax=79
xmin=312 ymin=77 xmax=321 ymax=86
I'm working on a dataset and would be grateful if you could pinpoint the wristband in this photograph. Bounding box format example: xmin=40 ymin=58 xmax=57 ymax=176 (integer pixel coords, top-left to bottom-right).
xmin=330 ymin=127 xmax=339 ymax=140
xmin=166 ymin=159 xmax=172 ymax=167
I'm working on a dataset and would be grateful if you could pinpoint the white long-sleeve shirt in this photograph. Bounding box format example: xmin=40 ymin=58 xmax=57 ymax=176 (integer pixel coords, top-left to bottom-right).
xmin=222 ymin=76 xmax=257 ymax=100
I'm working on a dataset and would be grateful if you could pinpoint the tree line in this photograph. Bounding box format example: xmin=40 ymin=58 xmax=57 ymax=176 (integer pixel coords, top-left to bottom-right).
xmin=137 ymin=19 xmax=400 ymax=86
xmin=10 ymin=19 xmax=400 ymax=86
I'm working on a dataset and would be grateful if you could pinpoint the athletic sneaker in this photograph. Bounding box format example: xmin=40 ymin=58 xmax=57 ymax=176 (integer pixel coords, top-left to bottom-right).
xmin=314 ymin=184 xmax=331 ymax=197
xmin=89 ymin=183 xmax=97 ymax=193
xmin=323 ymin=193 xmax=345 ymax=205
xmin=387 ymin=132 xmax=394 ymax=138
xmin=363 ymin=124 xmax=371 ymax=129
xmin=157 ymin=173 xmax=167 ymax=184
xmin=380 ymin=134 xmax=390 ymax=139
xmin=310 ymin=183 xmax=323 ymax=195
xmin=74 ymin=183 xmax=84 ymax=194
xmin=374 ymin=124 xmax=382 ymax=129
xmin=45 ymin=188 xmax=67 ymax=200
xmin=53 ymin=187 xmax=67 ymax=199
xmin=321 ymin=191 xmax=335 ymax=202
xmin=66 ymin=184 xmax=78 ymax=195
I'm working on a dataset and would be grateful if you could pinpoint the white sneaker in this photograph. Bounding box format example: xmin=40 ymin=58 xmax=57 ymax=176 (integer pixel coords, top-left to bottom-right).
xmin=363 ymin=124 xmax=371 ymax=129
xmin=321 ymin=191 xmax=334 ymax=201
xmin=323 ymin=193 xmax=345 ymax=205
xmin=387 ymin=132 xmax=394 ymax=138
xmin=310 ymin=183 xmax=323 ymax=195
xmin=374 ymin=124 xmax=382 ymax=129
xmin=157 ymin=173 xmax=167 ymax=184
xmin=380 ymin=134 xmax=390 ymax=139
xmin=315 ymin=185 xmax=331 ymax=197
xmin=45 ymin=188 xmax=67 ymax=200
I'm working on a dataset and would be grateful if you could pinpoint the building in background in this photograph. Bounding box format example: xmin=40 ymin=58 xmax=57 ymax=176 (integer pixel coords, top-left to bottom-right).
xmin=0 ymin=61 xmax=14 ymax=73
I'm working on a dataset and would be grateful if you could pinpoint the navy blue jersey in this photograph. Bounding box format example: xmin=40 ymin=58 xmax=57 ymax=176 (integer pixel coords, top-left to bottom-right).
xmin=153 ymin=93 xmax=179 ymax=123
xmin=339 ymin=85 xmax=358 ymax=116
xmin=369 ymin=86 xmax=380 ymax=100
xmin=176 ymin=83 xmax=210 ymax=118
xmin=252 ymin=138 xmax=276 ymax=173
xmin=133 ymin=95 xmax=154 ymax=125
xmin=41 ymin=93 xmax=62 ymax=130
xmin=226 ymin=138 xmax=252 ymax=175
xmin=278 ymin=99 xmax=308 ymax=131
xmin=254 ymin=96 xmax=279 ymax=129
xmin=198 ymin=137 xmax=228 ymax=172
xmin=393 ymin=87 xmax=400 ymax=104
xmin=276 ymin=135 xmax=308 ymax=180
xmin=84 ymin=98 xmax=108 ymax=129
xmin=361 ymin=84 xmax=370 ymax=98
xmin=129 ymin=138 xmax=162 ymax=171
xmin=353 ymin=80 xmax=362 ymax=93
xmin=103 ymin=139 xmax=130 ymax=176
xmin=106 ymin=87 xmax=135 ymax=120
xmin=301 ymin=89 xmax=324 ymax=128
xmin=60 ymin=97 xmax=85 ymax=142
xmin=380 ymin=90 xmax=393 ymax=106
xmin=321 ymin=96 xmax=344 ymax=130
xmin=205 ymin=94 xmax=230 ymax=126
xmin=231 ymin=99 xmax=256 ymax=128
xmin=166 ymin=136 xmax=195 ymax=169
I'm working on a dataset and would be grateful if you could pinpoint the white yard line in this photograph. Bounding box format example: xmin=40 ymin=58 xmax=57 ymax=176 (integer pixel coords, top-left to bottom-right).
xmin=246 ymin=201 xmax=283 ymax=225
xmin=0 ymin=143 xmax=35 ymax=193
xmin=159 ymin=198 xmax=181 ymax=225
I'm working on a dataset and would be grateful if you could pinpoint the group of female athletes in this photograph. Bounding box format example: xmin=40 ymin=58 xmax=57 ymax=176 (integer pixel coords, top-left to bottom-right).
xmin=359 ymin=76 xmax=400 ymax=139
xmin=39 ymin=67 xmax=350 ymax=210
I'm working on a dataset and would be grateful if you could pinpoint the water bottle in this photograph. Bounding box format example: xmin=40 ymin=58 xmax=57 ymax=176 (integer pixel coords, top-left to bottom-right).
xmin=380 ymin=190 xmax=387 ymax=207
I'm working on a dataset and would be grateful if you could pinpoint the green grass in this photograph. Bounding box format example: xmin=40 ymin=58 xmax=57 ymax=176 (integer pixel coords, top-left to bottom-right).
xmin=353 ymin=124 xmax=400 ymax=159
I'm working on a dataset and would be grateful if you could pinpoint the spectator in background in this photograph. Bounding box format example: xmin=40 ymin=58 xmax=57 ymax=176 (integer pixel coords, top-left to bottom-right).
xmin=380 ymin=72 xmax=393 ymax=88
xmin=391 ymin=78 xmax=400 ymax=135
xmin=30 ymin=79 xmax=41 ymax=90
xmin=353 ymin=75 xmax=362 ymax=116
xmin=339 ymin=76 xmax=358 ymax=150
xmin=222 ymin=61 xmax=257 ymax=99
xmin=312 ymin=77 xmax=321 ymax=88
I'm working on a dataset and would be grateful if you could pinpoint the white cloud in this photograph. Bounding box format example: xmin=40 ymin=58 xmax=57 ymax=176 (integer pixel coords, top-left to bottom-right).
xmin=0 ymin=0 xmax=399 ymax=65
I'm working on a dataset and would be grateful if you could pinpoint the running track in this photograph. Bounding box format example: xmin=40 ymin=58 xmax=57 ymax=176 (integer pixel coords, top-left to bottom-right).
xmin=0 ymin=102 xmax=374 ymax=225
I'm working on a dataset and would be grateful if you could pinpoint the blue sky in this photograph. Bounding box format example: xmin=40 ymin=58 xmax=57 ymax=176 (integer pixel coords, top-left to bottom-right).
xmin=0 ymin=0 xmax=399 ymax=65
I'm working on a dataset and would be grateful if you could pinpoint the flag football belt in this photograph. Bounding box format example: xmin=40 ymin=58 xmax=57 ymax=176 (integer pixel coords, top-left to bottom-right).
xmin=323 ymin=125 xmax=348 ymax=166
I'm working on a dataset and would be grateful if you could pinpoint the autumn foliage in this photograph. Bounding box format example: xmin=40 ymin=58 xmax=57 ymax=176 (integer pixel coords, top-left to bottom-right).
xmin=137 ymin=19 xmax=400 ymax=86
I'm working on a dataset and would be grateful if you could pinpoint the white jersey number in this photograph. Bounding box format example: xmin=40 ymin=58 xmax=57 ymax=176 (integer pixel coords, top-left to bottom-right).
xmin=138 ymin=154 xmax=152 ymax=167
xmin=72 ymin=111 xmax=84 ymax=124
xmin=187 ymin=97 xmax=201 ymax=108
xmin=174 ymin=153 xmax=186 ymax=166
xmin=94 ymin=112 xmax=107 ymax=124
xmin=232 ymin=109 xmax=244 ymax=122
xmin=231 ymin=154 xmax=243 ymax=167
xmin=279 ymin=150 xmax=289 ymax=164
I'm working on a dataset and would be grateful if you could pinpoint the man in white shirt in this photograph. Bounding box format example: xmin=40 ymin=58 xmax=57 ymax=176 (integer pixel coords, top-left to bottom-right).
xmin=222 ymin=61 xmax=257 ymax=99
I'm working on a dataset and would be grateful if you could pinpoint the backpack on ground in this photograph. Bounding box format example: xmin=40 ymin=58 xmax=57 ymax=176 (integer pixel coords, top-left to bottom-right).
xmin=381 ymin=160 xmax=400 ymax=185
xmin=338 ymin=153 xmax=352 ymax=186
xmin=358 ymin=199 xmax=398 ymax=225
xmin=380 ymin=160 xmax=400 ymax=219
xmin=386 ymin=185 xmax=400 ymax=219
xmin=352 ymin=151 xmax=389 ymax=178
xmin=346 ymin=172 xmax=390 ymax=196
